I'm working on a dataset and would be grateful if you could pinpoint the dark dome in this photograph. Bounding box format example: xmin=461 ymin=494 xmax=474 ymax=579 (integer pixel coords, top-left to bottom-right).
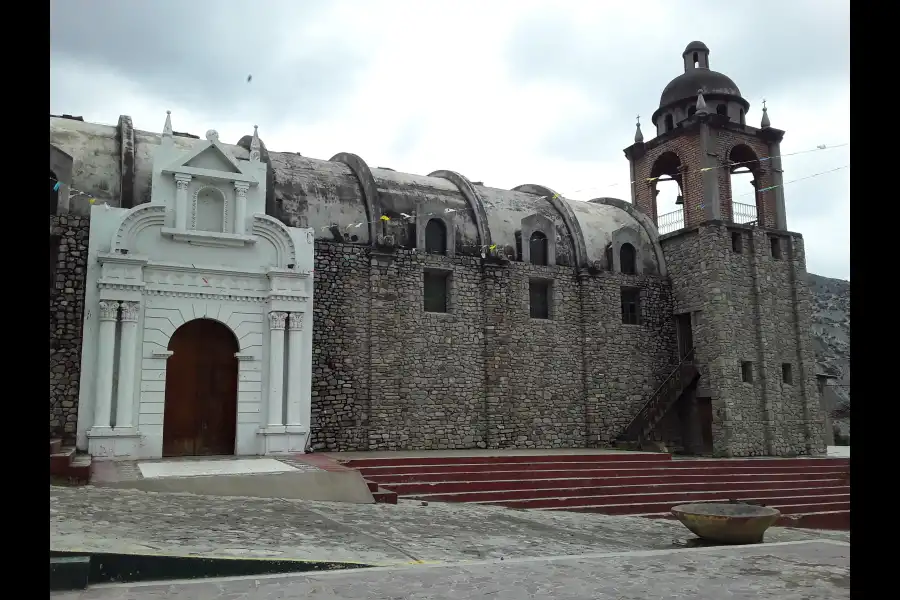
xmin=659 ymin=69 xmax=744 ymax=108
xmin=683 ymin=41 xmax=709 ymax=54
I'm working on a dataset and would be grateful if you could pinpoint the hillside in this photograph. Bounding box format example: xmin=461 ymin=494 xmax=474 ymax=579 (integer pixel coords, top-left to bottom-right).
xmin=808 ymin=273 xmax=850 ymax=420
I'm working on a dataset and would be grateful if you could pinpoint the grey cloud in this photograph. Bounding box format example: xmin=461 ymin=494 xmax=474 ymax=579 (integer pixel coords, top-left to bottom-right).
xmin=503 ymin=2 xmax=849 ymax=162
xmin=50 ymin=0 xmax=370 ymax=127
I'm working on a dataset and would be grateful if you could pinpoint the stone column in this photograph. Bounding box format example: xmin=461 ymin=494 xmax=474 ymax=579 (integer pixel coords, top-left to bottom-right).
xmin=114 ymin=301 xmax=140 ymax=429
xmin=286 ymin=312 xmax=305 ymax=426
xmin=769 ymin=141 xmax=787 ymax=230
xmin=267 ymin=311 xmax=287 ymax=427
xmin=174 ymin=174 xmax=192 ymax=230
xmin=94 ymin=301 xmax=120 ymax=429
xmin=234 ymin=182 xmax=249 ymax=235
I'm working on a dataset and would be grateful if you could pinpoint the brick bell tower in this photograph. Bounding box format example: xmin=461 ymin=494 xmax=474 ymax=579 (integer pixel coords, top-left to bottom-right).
xmin=624 ymin=41 xmax=788 ymax=234
xmin=622 ymin=42 xmax=828 ymax=458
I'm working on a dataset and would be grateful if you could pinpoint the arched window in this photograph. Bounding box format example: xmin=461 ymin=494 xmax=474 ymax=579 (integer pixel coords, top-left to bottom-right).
xmin=424 ymin=218 xmax=447 ymax=255
xmin=620 ymin=243 xmax=637 ymax=275
xmin=716 ymin=104 xmax=728 ymax=116
xmin=687 ymin=106 xmax=697 ymax=118
xmin=664 ymin=114 xmax=674 ymax=132
xmin=50 ymin=170 xmax=59 ymax=216
xmin=529 ymin=231 xmax=548 ymax=266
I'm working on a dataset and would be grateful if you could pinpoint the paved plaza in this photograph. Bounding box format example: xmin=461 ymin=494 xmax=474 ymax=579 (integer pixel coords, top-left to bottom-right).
xmin=50 ymin=486 xmax=850 ymax=598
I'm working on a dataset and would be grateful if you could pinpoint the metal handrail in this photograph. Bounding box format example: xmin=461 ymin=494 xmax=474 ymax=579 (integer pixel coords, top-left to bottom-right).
xmin=621 ymin=347 xmax=696 ymax=437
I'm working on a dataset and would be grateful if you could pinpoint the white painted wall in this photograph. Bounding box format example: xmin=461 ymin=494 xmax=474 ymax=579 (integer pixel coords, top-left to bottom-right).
xmin=76 ymin=123 xmax=314 ymax=460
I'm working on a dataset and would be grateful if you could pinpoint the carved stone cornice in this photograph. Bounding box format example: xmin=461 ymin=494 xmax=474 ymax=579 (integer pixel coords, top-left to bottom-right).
xmin=98 ymin=301 xmax=120 ymax=321
xmin=268 ymin=311 xmax=288 ymax=330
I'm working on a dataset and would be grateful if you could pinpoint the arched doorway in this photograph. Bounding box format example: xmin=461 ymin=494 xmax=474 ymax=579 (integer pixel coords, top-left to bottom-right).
xmin=163 ymin=319 xmax=239 ymax=457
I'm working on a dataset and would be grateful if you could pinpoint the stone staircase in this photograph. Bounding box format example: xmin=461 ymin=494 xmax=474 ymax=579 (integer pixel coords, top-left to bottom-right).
xmin=617 ymin=348 xmax=700 ymax=449
xmin=341 ymin=452 xmax=850 ymax=530
xmin=50 ymin=438 xmax=92 ymax=484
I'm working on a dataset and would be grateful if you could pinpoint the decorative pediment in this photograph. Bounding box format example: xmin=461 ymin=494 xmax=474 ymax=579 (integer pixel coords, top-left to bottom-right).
xmin=162 ymin=130 xmax=258 ymax=185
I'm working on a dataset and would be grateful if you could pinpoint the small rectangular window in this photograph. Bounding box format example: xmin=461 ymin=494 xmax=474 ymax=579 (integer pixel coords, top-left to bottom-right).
xmin=782 ymin=363 xmax=793 ymax=385
xmin=423 ymin=270 xmax=449 ymax=313
xmin=770 ymin=236 xmax=782 ymax=260
xmin=530 ymin=280 xmax=551 ymax=320
xmin=731 ymin=231 xmax=742 ymax=254
xmin=621 ymin=288 xmax=641 ymax=325
xmin=741 ymin=361 xmax=754 ymax=383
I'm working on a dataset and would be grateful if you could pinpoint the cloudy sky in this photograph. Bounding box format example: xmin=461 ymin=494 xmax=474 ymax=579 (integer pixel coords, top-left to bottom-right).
xmin=50 ymin=0 xmax=850 ymax=280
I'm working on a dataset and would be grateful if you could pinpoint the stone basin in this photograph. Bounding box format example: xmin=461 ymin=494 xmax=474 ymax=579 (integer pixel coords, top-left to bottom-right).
xmin=671 ymin=503 xmax=781 ymax=545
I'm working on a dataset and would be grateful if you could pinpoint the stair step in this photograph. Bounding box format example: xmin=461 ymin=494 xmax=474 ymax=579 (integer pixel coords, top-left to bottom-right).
xmin=50 ymin=448 xmax=75 ymax=475
xmin=381 ymin=471 xmax=846 ymax=495
xmin=402 ymin=480 xmax=849 ymax=503
xmin=341 ymin=453 xmax=672 ymax=468
xmin=372 ymin=488 xmax=398 ymax=505
xmin=50 ymin=438 xmax=63 ymax=455
xmin=362 ymin=465 xmax=848 ymax=484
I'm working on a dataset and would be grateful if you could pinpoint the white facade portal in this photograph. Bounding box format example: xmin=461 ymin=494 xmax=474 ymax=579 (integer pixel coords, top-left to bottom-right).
xmin=76 ymin=115 xmax=314 ymax=460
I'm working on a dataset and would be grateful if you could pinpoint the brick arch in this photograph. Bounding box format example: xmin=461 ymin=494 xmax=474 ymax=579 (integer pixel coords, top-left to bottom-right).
xmin=648 ymin=151 xmax=686 ymax=227
xmin=727 ymin=143 xmax=764 ymax=226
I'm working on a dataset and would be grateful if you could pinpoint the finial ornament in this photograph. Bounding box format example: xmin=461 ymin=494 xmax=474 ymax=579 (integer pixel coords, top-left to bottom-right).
xmin=205 ymin=129 xmax=219 ymax=142
xmin=250 ymin=124 xmax=261 ymax=162
xmin=695 ymin=89 xmax=709 ymax=115
xmin=634 ymin=115 xmax=644 ymax=143
xmin=760 ymin=98 xmax=771 ymax=128
xmin=162 ymin=110 xmax=173 ymax=137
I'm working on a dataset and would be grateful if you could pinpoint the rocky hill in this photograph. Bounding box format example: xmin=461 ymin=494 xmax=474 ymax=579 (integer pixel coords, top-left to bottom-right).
xmin=808 ymin=273 xmax=850 ymax=418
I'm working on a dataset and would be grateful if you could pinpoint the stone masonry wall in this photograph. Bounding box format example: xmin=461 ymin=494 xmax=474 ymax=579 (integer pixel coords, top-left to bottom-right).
xmin=661 ymin=222 xmax=825 ymax=457
xmin=49 ymin=215 xmax=90 ymax=443
xmin=310 ymin=241 xmax=680 ymax=452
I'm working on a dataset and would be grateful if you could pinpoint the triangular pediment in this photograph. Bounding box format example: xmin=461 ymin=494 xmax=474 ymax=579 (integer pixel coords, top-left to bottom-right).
xmin=184 ymin=145 xmax=242 ymax=174
xmin=163 ymin=138 xmax=257 ymax=183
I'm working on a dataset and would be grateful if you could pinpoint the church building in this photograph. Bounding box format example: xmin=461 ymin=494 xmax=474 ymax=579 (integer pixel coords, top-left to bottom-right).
xmin=49 ymin=42 xmax=827 ymax=460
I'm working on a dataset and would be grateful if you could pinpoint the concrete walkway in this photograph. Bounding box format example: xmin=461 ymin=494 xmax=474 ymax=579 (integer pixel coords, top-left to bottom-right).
xmin=51 ymin=486 xmax=848 ymax=566
xmin=52 ymin=540 xmax=849 ymax=599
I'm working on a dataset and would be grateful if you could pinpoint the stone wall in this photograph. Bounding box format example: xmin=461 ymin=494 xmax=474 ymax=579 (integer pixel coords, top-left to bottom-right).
xmin=661 ymin=222 xmax=826 ymax=457
xmin=310 ymin=241 xmax=679 ymax=452
xmin=49 ymin=215 xmax=90 ymax=443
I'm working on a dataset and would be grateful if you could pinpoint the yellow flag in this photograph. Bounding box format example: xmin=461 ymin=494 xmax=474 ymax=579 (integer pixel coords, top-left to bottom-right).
xmin=380 ymin=215 xmax=390 ymax=221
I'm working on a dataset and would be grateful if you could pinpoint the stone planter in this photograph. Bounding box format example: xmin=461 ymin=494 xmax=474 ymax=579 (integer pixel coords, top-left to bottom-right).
xmin=671 ymin=503 xmax=781 ymax=544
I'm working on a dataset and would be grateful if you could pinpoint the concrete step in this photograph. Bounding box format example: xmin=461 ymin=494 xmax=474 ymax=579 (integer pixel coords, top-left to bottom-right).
xmin=538 ymin=496 xmax=850 ymax=516
xmin=340 ymin=453 xmax=672 ymax=469
xmin=50 ymin=447 xmax=75 ymax=474
xmin=402 ymin=480 xmax=849 ymax=503
xmin=477 ymin=488 xmax=849 ymax=510
xmin=372 ymin=488 xmax=398 ymax=505
xmin=50 ymin=438 xmax=63 ymax=455
xmin=363 ymin=465 xmax=849 ymax=485
xmin=381 ymin=471 xmax=846 ymax=495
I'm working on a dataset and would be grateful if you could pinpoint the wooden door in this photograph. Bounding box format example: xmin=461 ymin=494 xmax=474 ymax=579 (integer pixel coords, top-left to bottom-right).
xmin=163 ymin=319 xmax=239 ymax=457
xmin=676 ymin=313 xmax=693 ymax=360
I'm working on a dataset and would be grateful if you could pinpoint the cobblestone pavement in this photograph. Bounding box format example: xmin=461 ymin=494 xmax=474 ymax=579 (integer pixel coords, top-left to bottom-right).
xmin=50 ymin=486 xmax=849 ymax=566
xmin=52 ymin=540 xmax=850 ymax=599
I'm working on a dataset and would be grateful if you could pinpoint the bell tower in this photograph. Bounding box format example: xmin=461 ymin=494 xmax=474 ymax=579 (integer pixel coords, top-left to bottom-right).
xmin=623 ymin=41 xmax=788 ymax=235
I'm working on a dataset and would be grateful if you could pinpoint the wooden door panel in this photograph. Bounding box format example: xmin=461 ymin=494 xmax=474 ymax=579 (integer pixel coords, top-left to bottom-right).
xmin=163 ymin=319 xmax=238 ymax=457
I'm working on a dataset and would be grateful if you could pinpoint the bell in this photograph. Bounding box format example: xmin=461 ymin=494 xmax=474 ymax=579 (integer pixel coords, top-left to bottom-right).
xmin=675 ymin=195 xmax=684 ymax=205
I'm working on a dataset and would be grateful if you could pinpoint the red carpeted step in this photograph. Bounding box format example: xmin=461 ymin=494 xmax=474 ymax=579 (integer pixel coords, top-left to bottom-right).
xmin=362 ymin=464 xmax=847 ymax=485
xmin=403 ymin=480 xmax=848 ymax=503
xmin=382 ymin=471 xmax=846 ymax=495
xmin=339 ymin=453 xmax=673 ymax=469
xmin=50 ymin=438 xmax=63 ymax=456
xmin=372 ymin=488 xmax=398 ymax=504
